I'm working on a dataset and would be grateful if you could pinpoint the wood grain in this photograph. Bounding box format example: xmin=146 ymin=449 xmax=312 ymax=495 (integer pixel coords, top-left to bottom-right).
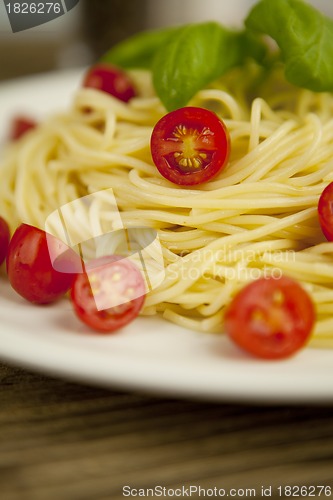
xmin=0 ymin=363 xmax=333 ymax=500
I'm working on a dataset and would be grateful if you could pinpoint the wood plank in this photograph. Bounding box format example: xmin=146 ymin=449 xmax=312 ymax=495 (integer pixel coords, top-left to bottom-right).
xmin=0 ymin=363 xmax=333 ymax=499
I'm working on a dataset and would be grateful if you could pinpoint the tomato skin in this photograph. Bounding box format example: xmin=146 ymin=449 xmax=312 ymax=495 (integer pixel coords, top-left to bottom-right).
xmin=318 ymin=182 xmax=333 ymax=241
xmin=10 ymin=116 xmax=36 ymax=141
xmin=82 ymin=63 xmax=136 ymax=102
xmin=224 ymin=275 xmax=315 ymax=360
xmin=70 ymin=255 xmax=146 ymax=333
xmin=150 ymin=106 xmax=230 ymax=186
xmin=0 ymin=216 xmax=10 ymax=266
xmin=6 ymin=224 xmax=77 ymax=304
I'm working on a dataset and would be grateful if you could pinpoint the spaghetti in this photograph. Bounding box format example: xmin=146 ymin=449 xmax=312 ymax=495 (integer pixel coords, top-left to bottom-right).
xmin=1 ymin=67 xmax=333 ymax=346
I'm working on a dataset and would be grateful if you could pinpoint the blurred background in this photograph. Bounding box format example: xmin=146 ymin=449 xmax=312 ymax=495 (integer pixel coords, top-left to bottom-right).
xmin=1 ymin=0 xmax=332 ymax=83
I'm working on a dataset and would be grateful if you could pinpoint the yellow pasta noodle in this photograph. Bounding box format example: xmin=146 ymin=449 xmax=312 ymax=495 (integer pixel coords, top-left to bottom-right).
xmin=1 ymin=67 xmax=333 ymax=346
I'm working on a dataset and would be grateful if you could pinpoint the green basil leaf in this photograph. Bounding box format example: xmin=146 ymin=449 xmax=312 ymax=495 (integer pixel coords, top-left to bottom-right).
xmin=152 ymin=22 xmax=247 ymax=111
xmin=245 ymin=0 xmax=333 ymax=92
xmin=101 ymin=26 xmax=181 ymax=69
xmin=240 ymin=30 xmax=268 ymax=64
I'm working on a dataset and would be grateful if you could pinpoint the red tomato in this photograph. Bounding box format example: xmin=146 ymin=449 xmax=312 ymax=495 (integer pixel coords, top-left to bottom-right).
xmin=0 ymin=216 xmax=10 ymax=266
xmin=9 ymin=116 xmax=37 ymax=141
xmin=224 ymin=275 xmax=315 ymax=360
xmin=6 ymin=224 xmax=77 ymax=304
xmin=150 ymin=106 xmax=230 ymax=186
xmin=70 ymin=255 xmax=146 ymax=333
xmin=82 ymin=63 xmax=136 ymax=102
xmin=318 ymin=182 xmax=333 ymax=241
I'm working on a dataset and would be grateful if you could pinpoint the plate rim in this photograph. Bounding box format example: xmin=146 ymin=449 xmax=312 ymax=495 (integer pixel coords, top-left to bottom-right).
xmin=0 ymin=70 xmax=332 ymax=405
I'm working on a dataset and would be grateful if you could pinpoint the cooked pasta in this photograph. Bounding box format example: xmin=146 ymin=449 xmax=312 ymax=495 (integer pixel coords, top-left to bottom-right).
xmin=1 ymin=66 xmax=333 ymax=346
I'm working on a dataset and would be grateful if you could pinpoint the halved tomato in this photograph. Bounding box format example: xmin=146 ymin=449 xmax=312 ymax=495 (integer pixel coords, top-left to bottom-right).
xmin=150 ymin=106 xmax=230 ymax=185
xmin=9 ymin=116 xmax=36 ymax=141
xmin=6 ymin=224 xmax=77 ymax=304
xmin=318 ymin=182 xmax=333 ymax=241
xmin=83 ymin=63 xmax=136 ymax=102
xmin=224 ymin=275 xmax=315 ymax=359
xmin=70 ymin=255 xmax=146 ymax=333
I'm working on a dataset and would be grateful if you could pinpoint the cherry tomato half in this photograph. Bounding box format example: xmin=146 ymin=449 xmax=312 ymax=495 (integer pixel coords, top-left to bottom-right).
xmin=318 ymin=182 xmax=333 ymax=241
xmin=150 ymin=106 xmax=230 ymax=186
xmin=6 ymin=224 xmax=77 ymax=304
xmin=9 ymin=116 xmax=37 ymax=141
xmin=224 ymin=275 xmax=315 ymax=360
xmin=70 ymin=255 xmax=146 ymax=333
xmin=82 ymin=63 xmax=136 ymax=102
xmin=0 ymin=216 xmax=10 ymax=266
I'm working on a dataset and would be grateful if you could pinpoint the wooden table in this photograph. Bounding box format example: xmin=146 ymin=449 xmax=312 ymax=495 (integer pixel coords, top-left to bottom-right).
xmin=1 ymin=362 xmax=333 ymax=500
xmin=1 ymin=19 xmax=333 ymax=500
xmin=2 ymin=7 xmax=333 ymax=500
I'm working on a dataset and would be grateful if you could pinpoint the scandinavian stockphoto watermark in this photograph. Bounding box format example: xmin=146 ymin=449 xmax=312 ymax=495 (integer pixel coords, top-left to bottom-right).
xmin=44 ymin=188 xmax=294 ymax=312
xmin=3 ymin=0 xmax=80 ymax=33
xmin=165 ymin=246 xmax=295 ymax=283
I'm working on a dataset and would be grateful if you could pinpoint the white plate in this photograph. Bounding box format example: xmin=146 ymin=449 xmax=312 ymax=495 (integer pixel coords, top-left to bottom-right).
xmin=1 ymin=70 xmax=333 ymax=404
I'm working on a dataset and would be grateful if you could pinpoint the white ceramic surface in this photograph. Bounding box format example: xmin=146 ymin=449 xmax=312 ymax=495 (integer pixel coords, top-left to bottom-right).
xmin=0 ymin=70 xmax=332 ymax=404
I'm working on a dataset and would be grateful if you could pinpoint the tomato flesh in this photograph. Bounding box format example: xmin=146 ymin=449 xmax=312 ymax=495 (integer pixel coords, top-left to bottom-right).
xmin=9 ymin=116 xmax=36 ymax=141
xmin=0 ymin=216 xmax=10 ymax=266
xmin=224 ymin=275 xmax=315 ymax=359
xmin=83 ymin=63 xmax=136 ymax=102
xmin=150 ymin=106 xmax=230 ymax=185
xmin=6 ymin=224 xmax=77 ymax=304
xmin=318 ymin=182 xmax=333 ymax=241
xmin=70 ymin=255 xmax=146 ymax=333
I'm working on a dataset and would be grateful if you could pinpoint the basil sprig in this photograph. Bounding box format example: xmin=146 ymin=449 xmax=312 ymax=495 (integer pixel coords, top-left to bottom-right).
xmin=102 ymin=0 xmax=333 ymax=110
xmin=245 ymin=0 xmax=333 ymax=92
xmin=102 ymin=22 xmax=266 ymax=111
xmin=101 ymin=26 xmax=182 ymax=69
xmin=152 ymin=22 xmax=266 ymax=111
